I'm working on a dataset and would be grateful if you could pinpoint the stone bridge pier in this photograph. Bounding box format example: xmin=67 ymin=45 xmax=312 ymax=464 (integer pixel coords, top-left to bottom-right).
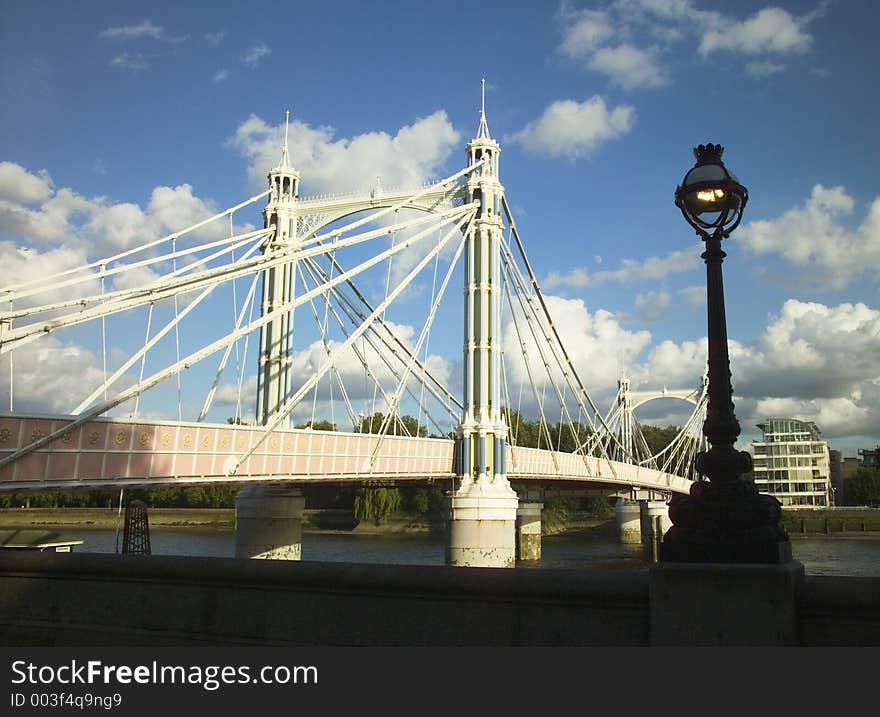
xmin=234 ymin=485 xmax=305 ymax=560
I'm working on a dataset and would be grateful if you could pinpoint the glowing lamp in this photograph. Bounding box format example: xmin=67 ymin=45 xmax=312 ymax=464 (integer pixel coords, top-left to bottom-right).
xmin=674 ymin=143 xmax=748 ymax=238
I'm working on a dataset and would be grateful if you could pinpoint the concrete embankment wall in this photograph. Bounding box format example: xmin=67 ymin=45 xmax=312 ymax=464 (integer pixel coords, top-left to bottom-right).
xmin=0 ymin=552 xmax=877 ymax=646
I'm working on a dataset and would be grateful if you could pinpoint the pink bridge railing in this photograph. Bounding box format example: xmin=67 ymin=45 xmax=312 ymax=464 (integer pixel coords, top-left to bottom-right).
xmin=0 ymin=414 xmax=692 ymax=494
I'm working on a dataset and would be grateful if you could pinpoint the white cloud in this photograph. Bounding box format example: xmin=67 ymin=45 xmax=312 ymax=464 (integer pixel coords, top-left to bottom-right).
xmin=99 ymin=20 xmax=164 ymax=41
xmin=213 ymin=69 xmax=229 ymax=83
xmin=543 ymin=244 xmax=700 ymax=289
xmin=0 ymin=163 xmax=253 ymax=314
xmin=558 ymin=2 xmax=823 ymax=88
xmin=677 ymin=285 xmax=704 ymax=307
xmin=204 ymin=32 xmax=226 ymax=45
xmin=699 ymin=7 xmax=812 ymax=56
xmin=505 ymin=97 xmax=635 ymax=159
xmin=0 ymin=162 xmax=53 ymax=204
xmin=503 ymin=294 xmax=652 ymax=412
xmin=0 ymin=337 xmax=107 ymax=414
xmin=736 ymin=185 xmax=880 ymax=289
xmin=110 ymin=54 xmax=149 ymax=71
xmin=746 ymin=60 xmax=785 ymax=77
xmin=559 ymin=8 xmax=614 ymax=57
xmin=241 ymin=43 xmax=271 ymax=68
xmin=588 ymin=44 xmax=667 ymax=89
xmin=634 ymin=290 xmax=672 ymax=322
xmin=640 ymin=300 xmax=880 ymax=442
xmin=228 ymin=111 xmax=461 ymax=194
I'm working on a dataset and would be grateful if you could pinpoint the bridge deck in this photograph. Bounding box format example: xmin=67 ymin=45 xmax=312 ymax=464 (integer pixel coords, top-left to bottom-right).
xmin=0 ymin=415 xmax=691 ymax=494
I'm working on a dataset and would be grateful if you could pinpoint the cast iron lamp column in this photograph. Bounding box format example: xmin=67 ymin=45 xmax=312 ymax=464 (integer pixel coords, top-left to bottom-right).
xmin=659 ymin=143 xmax=791 ymax=564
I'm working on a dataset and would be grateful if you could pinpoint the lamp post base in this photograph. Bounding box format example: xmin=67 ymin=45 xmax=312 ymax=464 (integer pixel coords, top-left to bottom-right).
xmin=659 ymin=478 xmax=792 ymax=564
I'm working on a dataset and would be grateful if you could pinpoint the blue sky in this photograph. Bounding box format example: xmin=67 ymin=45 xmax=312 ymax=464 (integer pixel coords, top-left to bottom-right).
xmin=1 ymin=0 xmax=879 ymax=457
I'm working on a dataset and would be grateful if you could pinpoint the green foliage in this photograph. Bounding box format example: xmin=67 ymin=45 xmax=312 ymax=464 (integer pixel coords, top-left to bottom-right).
xmin=583 ymin=495 xmax=614 ymax=518
xmin=638 ymin=424 xmax=681 ymax=456
xmin=353 ymin=483 xmax=401 ymax=525
xmin=294 ymin=420 xmax=337 ymax=431
xmin=356 ymin=412 xmax=425 ymax=437
xmin=845 ymin=468 xmax=880 ymax=507
xmin=505 ymin=409 xmax=593 ymax=451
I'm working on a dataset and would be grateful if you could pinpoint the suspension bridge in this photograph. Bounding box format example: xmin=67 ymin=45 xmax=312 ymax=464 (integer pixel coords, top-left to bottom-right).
xmin=0 ymin=87 xmax=708 ymax=565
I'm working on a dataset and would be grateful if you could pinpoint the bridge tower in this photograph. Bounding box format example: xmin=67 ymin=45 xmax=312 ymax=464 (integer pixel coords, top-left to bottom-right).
xmin=235 ymin=112 xmax=306 ymax=561
xmin=617 ymin=371 xmax=635 ymax=461
xmin=447 ymin=82 xmax=520 ymax=567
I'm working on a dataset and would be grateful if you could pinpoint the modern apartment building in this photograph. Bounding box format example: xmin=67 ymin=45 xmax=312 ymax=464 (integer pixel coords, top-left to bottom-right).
xmin=751 ymin=418 xmax=831 ymax=507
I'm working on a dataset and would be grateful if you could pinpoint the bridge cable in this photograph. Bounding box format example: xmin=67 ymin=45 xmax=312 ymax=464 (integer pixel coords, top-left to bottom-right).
xmin=299 ymin=256 xmax=454 ymax=437
xmin=226 ymin=210 xmax=474 ymax=477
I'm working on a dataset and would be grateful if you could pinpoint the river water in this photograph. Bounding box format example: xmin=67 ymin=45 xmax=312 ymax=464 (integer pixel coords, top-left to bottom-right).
xmin=67 ymin=527 xmax=880 ymax=577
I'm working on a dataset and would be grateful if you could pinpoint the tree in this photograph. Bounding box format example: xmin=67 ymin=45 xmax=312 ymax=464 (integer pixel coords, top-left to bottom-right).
xmin=353 ymin=483 xmax=401 ymax=525
xmin=845 ymin=468 xmax=880 ymax=507
xmin=638 ymin=424 xmax=682 ymax=456
xmin=356 ymin=412 xmax=425 ymax=437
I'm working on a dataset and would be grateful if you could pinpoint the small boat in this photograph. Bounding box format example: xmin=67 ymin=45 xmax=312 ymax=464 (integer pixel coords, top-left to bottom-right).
xmin=0 ymin=529 xmax=84 ymax=553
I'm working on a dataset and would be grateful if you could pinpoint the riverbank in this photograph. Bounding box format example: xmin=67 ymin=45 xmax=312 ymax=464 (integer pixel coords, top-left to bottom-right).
xmin=0 ymin=507 xmax=612 ymax=537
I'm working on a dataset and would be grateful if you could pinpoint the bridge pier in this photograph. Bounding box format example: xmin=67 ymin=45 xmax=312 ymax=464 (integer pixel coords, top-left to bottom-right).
xmin=615 ymin=499 xmax=642 ymax=544
xmin=640 ymin=500 xmax=671 ymax=562
xmin=516 ymin=502 xmax=543 ymax=562
xmin=234 ymin=485 xmax=305 ymax=560
xmin=446 ymin=488 xmax=519 ymax=568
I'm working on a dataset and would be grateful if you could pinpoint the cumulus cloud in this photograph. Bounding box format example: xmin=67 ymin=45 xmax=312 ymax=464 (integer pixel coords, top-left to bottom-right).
xmin=0 ymin=161 xmax=255 ymax=314
xmin=227 ymin=111 xmax=461 ymax=194
xmin=503 ymin=294 xmax=652 ymax=413
xmin=634 ymin=290 xmax=672 ymax=322
xmin=557 ymin=1 xmax=824 ymax=88
xmin=213 ymin=69 xmax=229 ymax=83
xmin=640 ymin=300 xmax=880 ymax=442
xmin=588 ymin=44 xmax=667 ymax=89
xmin=0 ymin=337 xmax=107 ymax=414
xmin=544 ymin=244 xmax=699 ymax=289
xmin=699 ymin=7 xmax=812 ymax=56
xmin=505 ymin=97 xmax=635 ymax=159
xmin=677 ymin=285 xmax=704 ymax=307
xmin=735 ymin=185 xmax=880 ymax=289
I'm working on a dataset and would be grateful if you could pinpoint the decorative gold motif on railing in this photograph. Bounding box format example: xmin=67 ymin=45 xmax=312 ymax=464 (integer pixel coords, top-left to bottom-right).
xmin=115 ymin=431 xmax=126 ymax=446
xmin=0 ymin=428 xmax=10 ymax=443
xmin=182 ymin=434 xmax=192 ymax=447
xmin=161 ymin=433 xmax=171 ymax=447
xmin=31 ymin=429 xmax=43 ymax=442
xmin=138 ymin=432 xmax=150 ymax=447
xmin=61 ymin=431 xmax=73 ymax=444
xmin=89 ymin=430 xmax=100 ymax=445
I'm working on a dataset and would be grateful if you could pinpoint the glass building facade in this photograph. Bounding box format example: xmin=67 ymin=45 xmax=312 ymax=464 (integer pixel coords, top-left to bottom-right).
xmin=751 ymin=418 xmax=831 ymax=507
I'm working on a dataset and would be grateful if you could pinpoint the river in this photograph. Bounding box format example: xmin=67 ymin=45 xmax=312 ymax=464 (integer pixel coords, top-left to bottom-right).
xmin=65 ymin=527 xmax=880 ymax=576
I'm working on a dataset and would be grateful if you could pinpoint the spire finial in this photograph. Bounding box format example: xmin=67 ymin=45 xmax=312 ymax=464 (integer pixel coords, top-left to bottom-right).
xmin=280 ymin=110 xmax=291 ymax=167
xmin=477 ymin=78 xmax=491 ymax=140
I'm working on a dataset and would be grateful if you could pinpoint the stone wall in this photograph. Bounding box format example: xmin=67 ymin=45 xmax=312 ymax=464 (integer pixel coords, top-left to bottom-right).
xmin=0 ymin=552 xmax=877 ymax=646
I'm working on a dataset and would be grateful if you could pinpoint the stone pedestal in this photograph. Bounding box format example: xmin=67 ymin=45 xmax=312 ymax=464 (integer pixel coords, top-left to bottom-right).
xmin=446 ymin=488 xmax=518 ymax=568
xmin=640 ymin=500 xmax=671 ymax=561
xmin=615 ymin=499 xmax=641 ymax=544
xmin=649 ymin=560 xmax=805 ymax=645
xmin=234 ymin=484 xmax=305 ymax=560
xmin=516 ymin=502 xmax=543 ymax=562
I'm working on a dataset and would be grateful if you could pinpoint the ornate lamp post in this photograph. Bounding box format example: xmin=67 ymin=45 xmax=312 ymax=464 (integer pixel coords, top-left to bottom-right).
xmin=659 ymin=143 xmax=791 ymax=563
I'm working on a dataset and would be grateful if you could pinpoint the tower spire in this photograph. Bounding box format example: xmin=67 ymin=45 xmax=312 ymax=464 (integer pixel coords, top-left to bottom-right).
xmin=477 ymin=78 xmax=491 ymax=140
xmin=280 ymin=110 xmax=291 ymax=168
